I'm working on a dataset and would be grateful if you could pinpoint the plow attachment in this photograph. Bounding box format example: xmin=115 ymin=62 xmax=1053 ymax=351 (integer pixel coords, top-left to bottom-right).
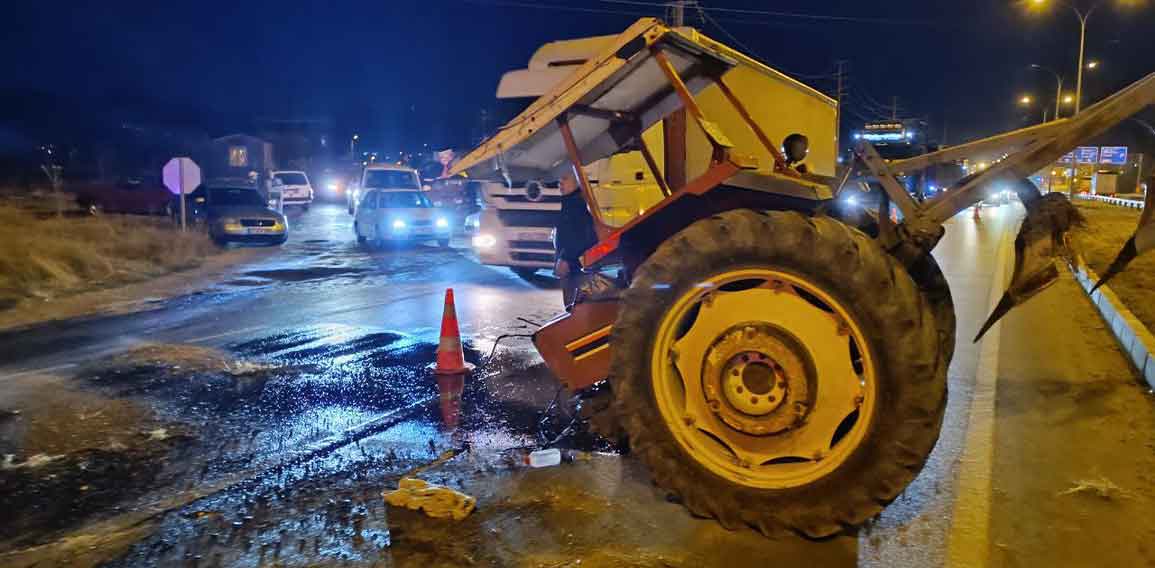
xmin=851 ymin=70 xmax=1155 ymax=340
xmin=974 ymin=188 xmax=1084 ymax=341
xmin=1091 ymin=189 xmax=1155 ymax=292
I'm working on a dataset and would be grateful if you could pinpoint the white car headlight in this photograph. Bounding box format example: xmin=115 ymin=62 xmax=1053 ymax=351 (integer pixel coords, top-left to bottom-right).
xmin=435 ymin=217 xmax=449 ymax=229
xmin=392 ymin=219 xmax=407 ymax=230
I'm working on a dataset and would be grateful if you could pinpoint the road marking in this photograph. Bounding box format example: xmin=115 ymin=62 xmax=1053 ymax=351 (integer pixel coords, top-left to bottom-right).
xmin=0 ymin=362 xmax=79 ymax=380
xmin=946 ymin=220 xmax=1014 ymax=567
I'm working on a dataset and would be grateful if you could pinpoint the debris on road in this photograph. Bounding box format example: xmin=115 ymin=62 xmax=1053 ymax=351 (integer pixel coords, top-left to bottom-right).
xmin=1058 ymin=476 xmax=1128 ymax=500
xmin=529 ymin=448 xmax=562 ymax=468
xmin=383 ymin=478 xmax=476 ymax=521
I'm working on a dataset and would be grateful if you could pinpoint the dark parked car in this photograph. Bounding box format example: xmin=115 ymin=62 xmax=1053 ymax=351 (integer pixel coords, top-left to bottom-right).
xmin=72 ymin=177 xmax=174 ymax=215
xmin=181 ymin=185 xmax=288 ymax=246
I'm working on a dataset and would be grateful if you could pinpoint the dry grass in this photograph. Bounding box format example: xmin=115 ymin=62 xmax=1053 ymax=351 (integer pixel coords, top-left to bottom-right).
xmin=0 ymin=202 xmax=218 ymax=309
xmin=1071 ymin=200 xmax=1155 ymax=332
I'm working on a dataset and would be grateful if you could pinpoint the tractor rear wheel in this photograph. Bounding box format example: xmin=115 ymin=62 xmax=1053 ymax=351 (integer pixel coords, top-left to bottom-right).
xmin=610 ymin=209 xmax=946 ymax=538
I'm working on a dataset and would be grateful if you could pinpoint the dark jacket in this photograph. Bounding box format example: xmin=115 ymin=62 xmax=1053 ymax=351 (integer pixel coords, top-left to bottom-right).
xmin=554 ymin=191 xmax=599 ymax=266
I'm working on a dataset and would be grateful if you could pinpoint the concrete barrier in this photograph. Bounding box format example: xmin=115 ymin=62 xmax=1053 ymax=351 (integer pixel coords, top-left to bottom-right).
xmin=1074 ymin=193 xmax=1145 ymax=210
xmin=1071 ymin=261 xmax=1155 ymax=390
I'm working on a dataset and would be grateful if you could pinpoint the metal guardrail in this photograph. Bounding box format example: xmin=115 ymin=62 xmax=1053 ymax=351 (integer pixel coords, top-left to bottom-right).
xmin=1074 ymin=193 xmax=1145 ymax=210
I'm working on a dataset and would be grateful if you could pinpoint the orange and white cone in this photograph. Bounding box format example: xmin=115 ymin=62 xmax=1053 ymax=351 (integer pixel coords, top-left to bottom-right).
xmin=430 ymin=288 xmax=473 ymax=375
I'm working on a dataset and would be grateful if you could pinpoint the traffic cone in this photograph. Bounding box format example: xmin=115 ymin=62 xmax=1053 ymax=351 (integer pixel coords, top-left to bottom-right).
xmin=430 ymin=288 xmax=473 ymax=375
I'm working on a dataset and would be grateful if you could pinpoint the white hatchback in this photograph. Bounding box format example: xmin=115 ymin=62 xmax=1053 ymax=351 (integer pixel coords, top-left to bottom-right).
xmin=271 ymin=170 xmax=314 ymax=209
xmin=354 ymin=189 xmax=452 ymax=247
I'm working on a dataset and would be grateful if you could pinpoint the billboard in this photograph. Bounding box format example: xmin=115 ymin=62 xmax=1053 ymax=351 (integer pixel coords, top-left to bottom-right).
xmin=1074 ymin=146 xmax=1100 ymax=164
xmin=1100 ymin=146 xmax=1128 ymax=165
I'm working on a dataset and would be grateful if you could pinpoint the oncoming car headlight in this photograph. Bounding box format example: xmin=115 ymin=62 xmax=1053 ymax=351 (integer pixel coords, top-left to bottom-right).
xmin=392 ymin=219 xmax=407 ymax=230
xmin=435 ymin=217 xmax=449 ymax=229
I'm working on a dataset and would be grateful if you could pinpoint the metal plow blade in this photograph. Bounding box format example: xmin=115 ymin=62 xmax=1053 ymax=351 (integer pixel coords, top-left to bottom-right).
xmin=1091 ymin=190 xmax=1155 ymax=292
xmin=975 ymin=189 xmax=1085 ymax=342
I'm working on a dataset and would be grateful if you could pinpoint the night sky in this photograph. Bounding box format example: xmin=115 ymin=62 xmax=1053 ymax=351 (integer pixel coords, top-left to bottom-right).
xmin=3 ymin=0 xmax=1154 ymax=154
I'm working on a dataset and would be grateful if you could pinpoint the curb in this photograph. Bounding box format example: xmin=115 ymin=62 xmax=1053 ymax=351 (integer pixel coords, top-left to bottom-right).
xmin=1070 ymin=260 xmax=1155 ymax=390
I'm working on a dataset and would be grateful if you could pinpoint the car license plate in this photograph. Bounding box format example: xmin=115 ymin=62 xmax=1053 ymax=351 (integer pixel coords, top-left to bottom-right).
xmin=247 ymin=227 xmax=275 ymax=234
xmin=518 ymin=232 xmax=549 ymax=241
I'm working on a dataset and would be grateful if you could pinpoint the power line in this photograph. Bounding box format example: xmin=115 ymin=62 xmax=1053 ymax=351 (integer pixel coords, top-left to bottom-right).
xmin=597 ymin=0 xmax=932 ymax=26
xmin=464 ymin=0 xmax=660 ymax=18
xmin=691 ymin=3 xmax=841 ymax=82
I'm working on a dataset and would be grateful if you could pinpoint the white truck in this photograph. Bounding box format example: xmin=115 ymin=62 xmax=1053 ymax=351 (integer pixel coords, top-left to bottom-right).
xmin=470 ymin=29 xmax=836 ymax=278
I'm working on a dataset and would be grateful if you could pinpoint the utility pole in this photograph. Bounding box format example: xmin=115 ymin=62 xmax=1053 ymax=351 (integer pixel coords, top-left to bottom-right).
xmin=667 ymin=1 xmax=686 ymax=26
xmin=834 ymin=60 xmax=847 ymax=160
xmin=891 ymin=96 xmax=899 ymax=121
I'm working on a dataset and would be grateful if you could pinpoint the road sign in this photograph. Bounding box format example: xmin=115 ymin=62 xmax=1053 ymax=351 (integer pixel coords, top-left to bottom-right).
xmin=163 ymin=157 xmax=201 ymax=195
xmin=1100 ymin=146 xmax=1128 ymax=165
xmin=1074 ymin=146 xmax=1100 ymax=164
xmin=1059 ymin=151 xmax=1074 ymax=164
xmin=163 ymin=157 xmax=201 ymax=231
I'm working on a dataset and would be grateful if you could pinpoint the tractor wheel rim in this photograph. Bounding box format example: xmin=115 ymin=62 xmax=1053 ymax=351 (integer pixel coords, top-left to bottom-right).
xmin=650 ymin=268 xmax=877 ymax=489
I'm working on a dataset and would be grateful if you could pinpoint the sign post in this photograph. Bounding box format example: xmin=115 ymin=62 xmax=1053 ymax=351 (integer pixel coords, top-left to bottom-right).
xmin=163 ymin=157 xmax=202 ymax=232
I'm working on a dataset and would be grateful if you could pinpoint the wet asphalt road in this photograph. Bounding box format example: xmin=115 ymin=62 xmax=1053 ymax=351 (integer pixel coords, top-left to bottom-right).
xmin=1 ymin=202 xmax=1153 ymax=567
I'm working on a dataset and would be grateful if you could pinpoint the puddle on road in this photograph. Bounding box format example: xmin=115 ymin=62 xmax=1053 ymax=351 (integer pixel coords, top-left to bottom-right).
xmin=242 ymin=267 xmax=372 ymax=283
xmin=1 ymin=323 xmax=617 ymax=565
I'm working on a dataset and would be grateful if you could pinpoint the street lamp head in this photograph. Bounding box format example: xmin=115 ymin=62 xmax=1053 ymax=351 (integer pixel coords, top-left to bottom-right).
xmin=1086 ymin=60 xmax=1099 ymax=69
xmin=353 ymin=134 xmax=360 ymax=140
xmin=1019 ymin=95 xmax=1034 ymax=105
xmin=1062 ymin=94 xmax=1075 ymax=104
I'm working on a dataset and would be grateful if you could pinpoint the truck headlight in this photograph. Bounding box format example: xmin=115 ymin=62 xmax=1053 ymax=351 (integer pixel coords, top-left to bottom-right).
xmin=473 ymin=234 xmax=496 ymax=248
xmin=435 ymin=217 xmax=449 ymax=229
xmin=392 ymin=219 xmax=407 ymax=230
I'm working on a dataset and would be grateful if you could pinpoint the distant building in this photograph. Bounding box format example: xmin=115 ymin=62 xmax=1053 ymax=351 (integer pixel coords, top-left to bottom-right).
xmin=200 ymin=134 xmax=275 ymax=184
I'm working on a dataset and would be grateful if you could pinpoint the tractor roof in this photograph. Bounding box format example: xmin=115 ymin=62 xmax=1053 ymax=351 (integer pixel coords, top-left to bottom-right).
xmin=452 ymin=18 xmax=825 ymax=182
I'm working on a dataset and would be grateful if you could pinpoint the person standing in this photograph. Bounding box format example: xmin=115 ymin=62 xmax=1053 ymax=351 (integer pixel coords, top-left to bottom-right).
xmin=553 ymin=168 xmax=598 ymax=307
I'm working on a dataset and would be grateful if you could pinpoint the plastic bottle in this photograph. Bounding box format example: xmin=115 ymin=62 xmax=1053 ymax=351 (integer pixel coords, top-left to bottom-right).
xmin=528 ymin=448 xmax=562 ymax=468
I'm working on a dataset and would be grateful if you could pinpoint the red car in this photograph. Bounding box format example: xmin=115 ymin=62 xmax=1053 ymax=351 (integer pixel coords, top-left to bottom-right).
xmin=72 ymin=178 xmax=175 ymax=215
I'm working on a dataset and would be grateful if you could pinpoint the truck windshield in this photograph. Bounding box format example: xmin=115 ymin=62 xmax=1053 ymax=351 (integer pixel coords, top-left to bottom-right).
xmin=378 ymin=191 xmax=431 ymax=208
xmin=364 ymin=170 xmax=419 ymax=189
xmin=274 ymin=172 xmax=308 ymax=185
xmin=209 ymin=188 xmax=267 ymax=207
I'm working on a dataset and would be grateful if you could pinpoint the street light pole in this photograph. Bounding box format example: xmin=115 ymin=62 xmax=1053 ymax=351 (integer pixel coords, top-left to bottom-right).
xmin=1030 ymin=64 xmax=1065 ymax=120
xmin=1073 ymin=4 xmax=1095 ymax=113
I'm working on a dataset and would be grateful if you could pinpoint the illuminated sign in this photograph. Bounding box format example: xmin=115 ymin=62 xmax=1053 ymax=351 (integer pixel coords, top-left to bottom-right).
xmin=1100 ymin=146 xmax=1128 ymax=165
xmin=1074 ymin=146 xmax=1099 ymax=163
xmin=1059 ymin=152 xmax=1074 ymax=164
xmin=861 ymin=132 xmax=908 ymax=142
xmin=865 ymin=122 xmax=904 ymax=132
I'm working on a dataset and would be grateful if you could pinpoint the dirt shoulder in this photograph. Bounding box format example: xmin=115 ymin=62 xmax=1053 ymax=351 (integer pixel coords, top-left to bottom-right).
xmin=0 ymin=200 xmax=271 ymax=331
xmin=1071 ymin=200 xmax=1155 ymax=332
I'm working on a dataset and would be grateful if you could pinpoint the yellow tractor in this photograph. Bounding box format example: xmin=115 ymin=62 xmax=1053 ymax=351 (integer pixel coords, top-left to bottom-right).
xmin=452 ymin=18 xmax=1155 ymax=537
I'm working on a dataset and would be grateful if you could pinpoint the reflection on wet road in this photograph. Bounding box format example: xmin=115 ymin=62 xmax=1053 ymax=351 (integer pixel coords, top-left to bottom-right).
xmin=1 ymin=202 xmax=1150 ymax=567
